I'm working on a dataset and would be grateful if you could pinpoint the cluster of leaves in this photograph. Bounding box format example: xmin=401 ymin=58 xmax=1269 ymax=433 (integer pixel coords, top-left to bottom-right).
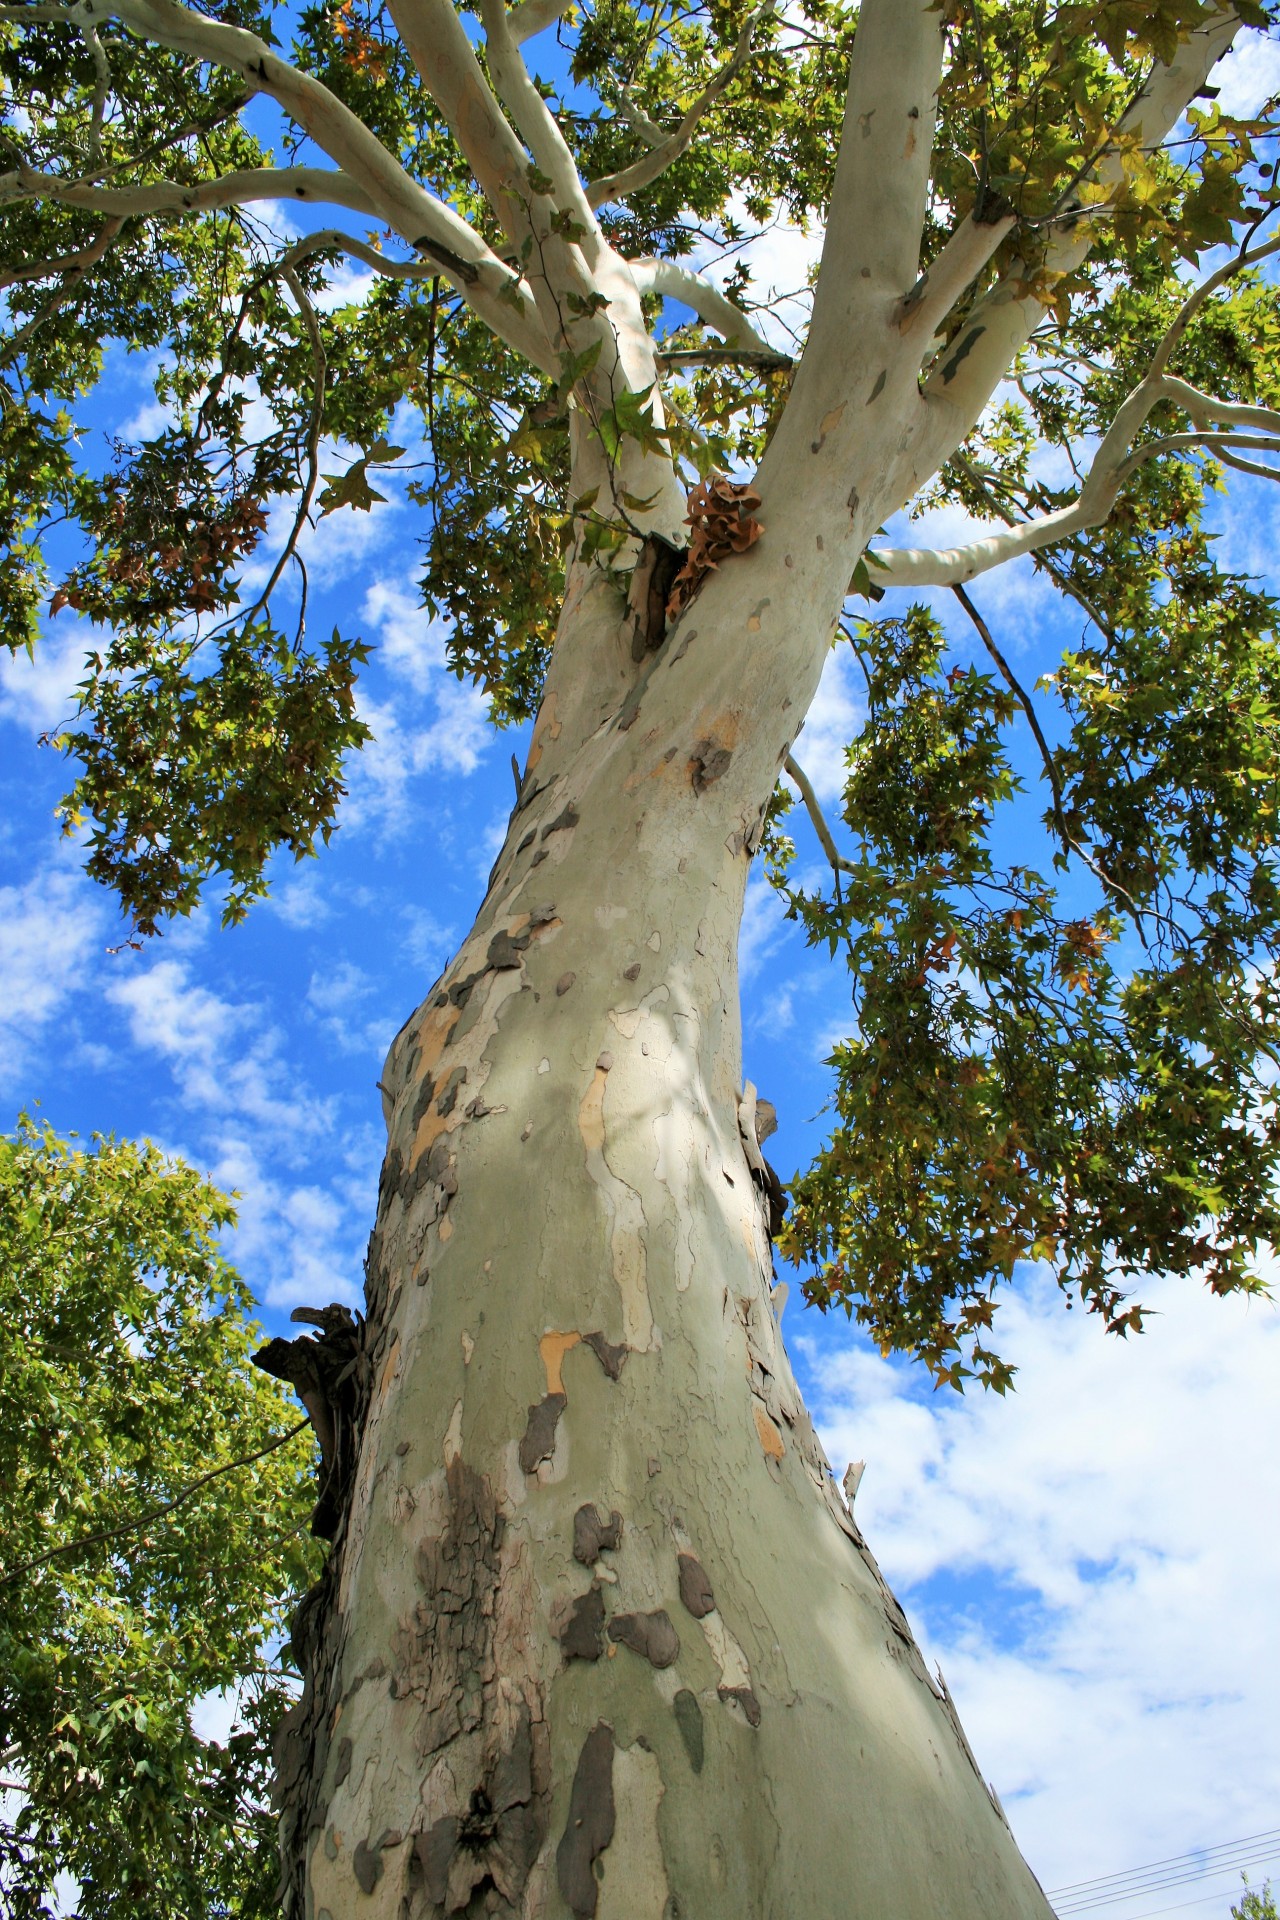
xmin=0 ymin=1114 xmax=320 ymax=1919
xmin=778 ymin=550 xmax=1280 ymax=1386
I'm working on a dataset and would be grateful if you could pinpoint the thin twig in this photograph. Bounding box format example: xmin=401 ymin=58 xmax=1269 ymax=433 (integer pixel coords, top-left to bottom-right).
xmin=0 ymin=1419 xmax=311 ymax=1587
xmin=784 ymin=752 xmax=855 ymax=875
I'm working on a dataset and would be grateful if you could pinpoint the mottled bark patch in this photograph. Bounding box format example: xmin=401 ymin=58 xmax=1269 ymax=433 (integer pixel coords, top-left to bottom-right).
xmin=412 ymin=1705 xmax=543 ymax=1914
xmin=676 ymin=1551 xmax=716 ymax=1619
xmin=690 ymin=740 xmax=733 ymax=793
xmin=583 ymin=1330 xmax=629 ymax=1380
xmin=607 ymin=1609 xmax=680 ymax=1669
xmin=717 ymin=1683 xmax=762 ymax=1728
xmin=556 ymin=1722 xmax=616 ymax=1917
xmin=573 ymin=1503 xmax=623 ymax=1567
xmin=557 ymin=1583 xmax=606 ymax=1661
xmin=673 ymin=1690 xmax=704 ymax=1773
xmin=517 ymin=1391 xmax=566 ymax=1473
xmin=391 ymin=1456 xmax=504 ymax=1759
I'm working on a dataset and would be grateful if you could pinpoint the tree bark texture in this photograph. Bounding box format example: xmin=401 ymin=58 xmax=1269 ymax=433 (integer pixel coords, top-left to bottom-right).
xmin=272 ymin=503 xmax=1058 ymax=1916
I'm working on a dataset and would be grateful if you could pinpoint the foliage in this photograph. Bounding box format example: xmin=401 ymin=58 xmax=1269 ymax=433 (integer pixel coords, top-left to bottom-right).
xmin=0 ymin=1114 xmax=320 ymax=1919
xmin=1234 ymin=1879 xmax=1280 ymax=1919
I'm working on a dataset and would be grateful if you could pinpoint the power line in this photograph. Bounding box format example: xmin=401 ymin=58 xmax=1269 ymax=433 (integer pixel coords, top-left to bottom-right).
xmin=1050 ymin=1831 xmax=1280 ymax=1898
xmin=1054 ymin=1849 xmax=1280 ymax=1916
xmin=1048 ymin=1830 xmax=1280 ymax=1918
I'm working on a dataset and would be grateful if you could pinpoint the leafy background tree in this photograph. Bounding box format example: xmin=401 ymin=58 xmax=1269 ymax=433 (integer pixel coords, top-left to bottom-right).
xmin=0 ymin=1115 xmax=320 ymax=1919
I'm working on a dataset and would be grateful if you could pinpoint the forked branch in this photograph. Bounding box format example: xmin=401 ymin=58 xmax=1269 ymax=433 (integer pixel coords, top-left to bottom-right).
xmin=586 ymin=0 xmax=775 ymax=211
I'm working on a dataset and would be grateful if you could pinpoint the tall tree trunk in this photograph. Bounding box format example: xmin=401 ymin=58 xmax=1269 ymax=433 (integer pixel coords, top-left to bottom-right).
xmin=272 ymin=531 xmax=1056 ymax=1919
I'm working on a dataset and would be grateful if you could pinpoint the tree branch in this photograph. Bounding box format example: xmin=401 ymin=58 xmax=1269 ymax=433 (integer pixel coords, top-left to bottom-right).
xmin=656 ymin=345 xmax=792 ymax=370
xmin=784 ymin=753 xmax=855 ymax=876
xmin=631 ymin=256 xmax=778 ymax=353
xmin=811 ymin=0 xmax=944 ymax=308
xmin=871 ymin=376 xmax=1280 ymax=589
xmin=894 ymin=209 xmax=1017 ymax=355
xmin=0 ymin=1418 xmax=311 ymax=1587
xmin=505 ymin=0 xmax=570 ymax=45
xmin=0 ymin=213 xmax=123 ymax=290
xmin=0 ymin=214 xmax=122 ymax=364
xmin=1 ymin=161 xmax=379 ymax=221
xmin=477 ymin=0 xmax=603 ymax=266
xmin=385 ymin=0 xmax=532 ymax=248
xmin=909 ymin=5 xmax=1242 ymax=481
xmin=586 ymin=0 xmax=774 ymax=211
xmin=281 ymin=224 xmax=478 ymax=287
xmin=32 ymin=0 xmax=555 ymax=367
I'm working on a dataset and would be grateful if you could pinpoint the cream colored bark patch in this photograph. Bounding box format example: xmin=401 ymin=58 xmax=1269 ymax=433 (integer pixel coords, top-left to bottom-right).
xmin=596 ymin=1742 xmax=669 ymax=1920
xmin=577 ymin=1066 xmax=654 ymax=1348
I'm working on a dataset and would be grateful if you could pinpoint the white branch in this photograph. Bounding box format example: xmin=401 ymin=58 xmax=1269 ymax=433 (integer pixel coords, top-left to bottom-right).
xmin=631 ymin=256 xmax=778 ymax=354
xmin=895 ymin=210 xmax=1017 ymax=356
xmin=870 ymin=376 xmax=1280 ymax=590
xmin=586 ymin=1 xmax=774 ymax=211
xmin=477 ymin=0 xmax=602 ymax=266
xmin=1 ymin=161 xmax=379 ymax=221
xmin=385 ymin=0 xmax=532 ymax=249
xmin=506 ymin=0 xmax=570 ymax=46
xmin=908 ymin=5 xmax=1243 ymax=481
xmin=47 ymin=0 xmax=555 ymax=367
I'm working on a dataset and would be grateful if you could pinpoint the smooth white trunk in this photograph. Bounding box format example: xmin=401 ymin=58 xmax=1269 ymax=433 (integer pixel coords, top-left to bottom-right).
xmin=272 ymin=545 xmax=1056 ymax=1920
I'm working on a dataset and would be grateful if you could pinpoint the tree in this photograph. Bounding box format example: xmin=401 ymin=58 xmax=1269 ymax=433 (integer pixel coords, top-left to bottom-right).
xmin=1235 ymin=1880 xmax=1280 ymax=1920
xmin=0 ymin=1113 xmax=319 ymax=1918
xmin=4 ymin=0 xmax=1280 ymax=1910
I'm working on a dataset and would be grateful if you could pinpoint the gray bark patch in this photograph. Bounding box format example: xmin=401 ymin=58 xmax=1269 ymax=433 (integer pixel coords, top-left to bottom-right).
xmin=517 ymin=1391 xmax=567 ymax=1474
xmin=556 ymin=971 xmax=576 ymax=996
xmin=556 ymin=1722 xmax=616 ymax=1917
xmin=673 ymin=1690 xmax=704 ymax=1773
xmin=607 ymin=1609 xmax=680 ymax=1669
xmin=573 ymin=1504 xmax=623 ymax=1567
xmin=487 ymin=927 xmax=531 ymax=970
xmin=412 ymin=1710 xmax=542 ymax=1912
xmin=436 ymin=1065 xmax=468 ymax=1116
xmin=717 ymin=1683 xmax=762 ymax=1728
xmin=676 ymin=1551 xmax=716 ymax=1619
xmin=332 ymin=1736 xmax=352 ymax=1788
xmin=559 ymin=1583 xmax=606 ymax=1661
xmin=352 ymin=1840 xmax=382 ymax=1895
xmin=541 ymin=804 xmax=580 ymax=838
xmin=690 ymin=741 xmax=732 ymax=793
xmin=392 ymin=1457 xmax=505 ymax=1759
xmin=583 ymin=1331 xmax=628 ymax=1380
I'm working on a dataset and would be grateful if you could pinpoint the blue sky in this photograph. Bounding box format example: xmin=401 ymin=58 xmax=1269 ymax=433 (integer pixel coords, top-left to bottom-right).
xmin=4 ymin=21 xmax=1280 ymax=1918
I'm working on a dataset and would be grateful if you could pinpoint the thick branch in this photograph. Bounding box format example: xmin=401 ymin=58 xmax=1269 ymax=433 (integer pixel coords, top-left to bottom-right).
xmin=385 ymin=0 xmax=532 ymax=248
xmin=909 ymin=6 xmax=1242 ymax=480
xmin=656 ymin=346 xmax=792 ymax=370
xmin=895 ymin=209 xmax=1017 ymax=355
xmin=477 ymin=0 xmax=602 ymax=267
xmin=631 ymin=256 xmax=778 ymax=354
xmin=505 ymin=0 xmax=569 ymax=44
xmin=586 ymin=1 xmax=774 ymax=211
xmin=811 ymin=0 xmax=943 ymax=306
xmin=1 ymin=161 xmax=378 ymax=221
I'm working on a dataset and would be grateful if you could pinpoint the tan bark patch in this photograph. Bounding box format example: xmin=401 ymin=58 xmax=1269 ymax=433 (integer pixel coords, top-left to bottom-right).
xmin=753 ymin=1402 xmax=785 ymax=1462
xmin=539 ymin=1329 xmax=581 ymax=1395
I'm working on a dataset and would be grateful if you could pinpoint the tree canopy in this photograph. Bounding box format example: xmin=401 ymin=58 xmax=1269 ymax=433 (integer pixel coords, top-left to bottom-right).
xmin=5 ymin=0 xmax=1280 ymax=1385
xmin=0 ymin=1114 xmax=319 ymax=1919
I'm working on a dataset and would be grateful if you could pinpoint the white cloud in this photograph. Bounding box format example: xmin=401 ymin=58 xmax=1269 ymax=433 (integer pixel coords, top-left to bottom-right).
xmin=105 ymin=958 xmax=333 ymax=1139
xmin=801 ymin=1268 xmax=1280 ymax=1903
xmin=1210 ymin=28 xmax=1280 ymax=118
xmin=738 ymin=869 xmax=790 ymax=981
xmin=0 ymin=866 xmax=104 ymax=1090
xmin=0 ymin=619 xmax=97 ymax=736
xmin=791 ymin=639 xmax=863 ymax=803
xmin=268 ymin=872 xmax=333 ymax=930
